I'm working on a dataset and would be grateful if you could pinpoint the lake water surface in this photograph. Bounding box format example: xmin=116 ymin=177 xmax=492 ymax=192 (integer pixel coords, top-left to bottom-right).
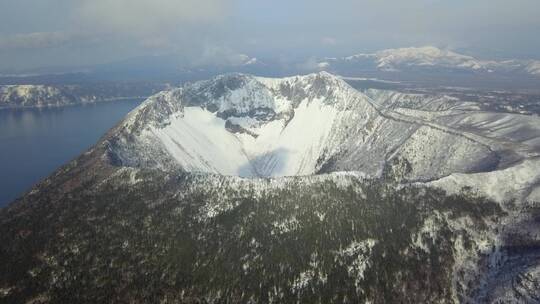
xmin=0 ymin=99 xmax=143 ymax=207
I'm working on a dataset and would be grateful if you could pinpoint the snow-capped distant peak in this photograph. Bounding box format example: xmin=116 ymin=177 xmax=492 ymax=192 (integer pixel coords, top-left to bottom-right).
xmin=373 ymin=46 xmax=484 ymax=71
xmin=321 ymin=46 xmax=540 ymax=77
xmin=331 ymin=46 xmax=486 ymax=72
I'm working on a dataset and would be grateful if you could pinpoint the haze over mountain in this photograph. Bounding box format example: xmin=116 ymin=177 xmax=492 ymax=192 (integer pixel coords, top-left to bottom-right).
xmin=1 ymin=0 xmax=540 ymax=72
xmin=2 ymin=46 xmax=540 ymax=99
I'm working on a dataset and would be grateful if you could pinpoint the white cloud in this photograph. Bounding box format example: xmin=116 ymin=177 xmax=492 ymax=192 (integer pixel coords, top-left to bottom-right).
xmin=1 ymin=0 xmax=539 ymax=70
xmin=193 ymin=45 xmax=253 ymax=67
xmin=0 ymin=0 xmax=236 ymax=69
xmin=0 ymin=32 xmax=100 ymax=50
xmin=296 ymin=57 xmax=323 ymax=71
xmin=76 ymin=0 xmax=228 ymax=36
xmin=321 ymin=37 xmax=337 ymax=46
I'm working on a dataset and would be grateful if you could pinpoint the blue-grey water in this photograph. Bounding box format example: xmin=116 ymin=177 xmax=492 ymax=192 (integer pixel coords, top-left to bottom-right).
xmin=0 ymin=99 xmax=143 ymax=207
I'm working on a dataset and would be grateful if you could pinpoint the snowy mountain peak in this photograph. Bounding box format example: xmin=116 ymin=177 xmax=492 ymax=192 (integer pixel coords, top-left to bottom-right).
xmin=107 ymin=72 xmax=540 ymax=183
xmin=125 ymin=71 xmax=357 ymax=131
xmin=379 ymin=46 xmax=452 ymax=57
xmin=110 ymin=72 xmax=380 ymax=177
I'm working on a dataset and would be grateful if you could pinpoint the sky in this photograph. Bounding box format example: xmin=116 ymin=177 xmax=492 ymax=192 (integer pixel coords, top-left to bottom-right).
xmin=0 ymin=0 xmax=539 ymax=71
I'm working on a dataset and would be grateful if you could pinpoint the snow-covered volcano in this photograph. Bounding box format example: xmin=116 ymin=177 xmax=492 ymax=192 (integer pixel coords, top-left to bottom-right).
xmin=109 ymin=72 xmax=367 ymax=177
xmin=106 ymin=72 xmax=540 ymax=182
xmin=5 ymin=72 xmax=540 ymax=303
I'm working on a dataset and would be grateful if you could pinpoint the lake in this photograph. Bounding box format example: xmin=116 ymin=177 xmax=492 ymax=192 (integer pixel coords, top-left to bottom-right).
xmin=0 ymin=99 xmax=143 ymax=207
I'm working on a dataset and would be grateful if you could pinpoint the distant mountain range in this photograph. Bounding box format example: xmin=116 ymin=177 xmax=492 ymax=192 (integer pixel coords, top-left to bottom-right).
xmin=2 ymin=46 xmax=539 ymax=88
xmin=0 ymin=83 xmax=167 ymax=109
xmin=317 ymin=46 xmax=540 ymax=77
xmin=2 ymin=46 xmax=540 ymax=109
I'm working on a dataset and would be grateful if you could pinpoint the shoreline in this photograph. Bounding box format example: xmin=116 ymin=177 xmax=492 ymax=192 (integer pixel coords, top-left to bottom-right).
xmin=0 ymin=96 xmax=148 ymax=111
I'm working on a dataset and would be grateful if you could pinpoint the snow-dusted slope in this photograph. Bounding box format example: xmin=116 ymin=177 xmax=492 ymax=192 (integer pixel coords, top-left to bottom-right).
xmin=430 ymin=157 xmax=540 ymax=203
xmin=367 ymin=89 xmax=540 ymax=156
xmin=366 ymin=88 xmax=540 ymax=203
xmin=107 ymin=72 xmax=540 ymax=183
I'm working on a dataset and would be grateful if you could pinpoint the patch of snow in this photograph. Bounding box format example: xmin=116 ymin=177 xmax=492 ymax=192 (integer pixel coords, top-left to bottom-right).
xmin=334 ymin=239 xmax=377 ymax=290
xmin=271 ymin=216 xmax=300 ymax=235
